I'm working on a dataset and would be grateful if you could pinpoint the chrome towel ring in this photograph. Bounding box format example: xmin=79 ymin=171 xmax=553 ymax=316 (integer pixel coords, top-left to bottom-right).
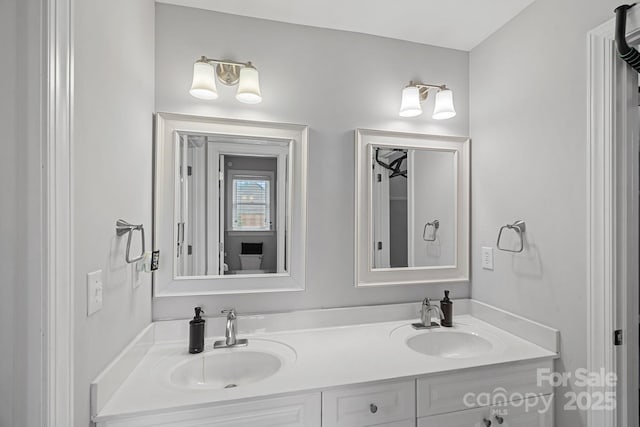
xmin=423 ymin=220 xmax=440 ymax=242
xmin=116 ymin=219 xmax=145 ymax=263
xmin=496 ymin=220 xmax=526 ymax=253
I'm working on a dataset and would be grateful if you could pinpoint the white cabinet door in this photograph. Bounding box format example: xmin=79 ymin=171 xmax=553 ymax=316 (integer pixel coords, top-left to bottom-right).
xmin=489 ymin=394 xmax=554 ymax=427
xmin=417 ymin=394 xmax=554 ymax=427
xmin=97 ymin=393 xmax=321 ymax=427
xmin=322 ymin=380 xmax=415 ymax=427
xmin=416 ymin=360 xmax=553 ymax=417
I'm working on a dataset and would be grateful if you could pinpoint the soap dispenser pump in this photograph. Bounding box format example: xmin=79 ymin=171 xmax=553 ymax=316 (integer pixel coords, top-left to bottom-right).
xmin=189 ymin=307 xmax=205 ymax=354
xmin=440 ymin=290 xmax=453 ymax=327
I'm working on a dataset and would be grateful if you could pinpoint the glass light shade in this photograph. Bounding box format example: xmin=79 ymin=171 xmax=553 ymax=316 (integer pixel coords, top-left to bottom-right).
xmin=399 ymin=86 xmax=423 ymax=117
xmin=432 ymin=88 xmax=456 ymax=120
xmin=189 ymin=61 xmax=218 ymax=100
xmin=236 ymin=64 xmax=262 ymax=104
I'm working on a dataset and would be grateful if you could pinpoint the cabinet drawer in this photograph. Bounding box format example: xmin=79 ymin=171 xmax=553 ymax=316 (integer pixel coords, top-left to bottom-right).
xmin=417 ymin=360 xmax=553 ymax=417
xmin=418 ymin=393 xmax=554 ymax=427
xmin=322 ymin=380 xmax=415 ymax=427
xmin=374 ymin=420 xmax=415 ymax=427
xmin=96 ymin=393 xmax=321 ymax=427
xmin=418 ymin=406 xmax=490 ymax=427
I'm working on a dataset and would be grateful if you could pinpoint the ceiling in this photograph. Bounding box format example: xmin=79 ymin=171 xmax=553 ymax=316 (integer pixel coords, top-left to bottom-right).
xmin=157 ymin=0 xmax=536 ymax=51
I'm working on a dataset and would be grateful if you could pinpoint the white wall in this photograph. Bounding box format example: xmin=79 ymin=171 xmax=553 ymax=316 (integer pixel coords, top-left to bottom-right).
xmin=73 ymin=1 xmax=155 ymax=426
xmin=469 ymin=0 xmax=621 ymax=425
xmin=410 ymin=150 xmax=455 ymax=266
xmin=153 ymin=4 xmax=470 ymax=319
xmin=0 ymin=0 xmax=45 ymax=426
xmin=0 ymin=3 xmax=19 ymax=424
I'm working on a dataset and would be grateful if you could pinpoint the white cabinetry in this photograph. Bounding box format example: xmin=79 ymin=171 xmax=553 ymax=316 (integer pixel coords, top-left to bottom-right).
xmin=96 ymin=361 xmax=554 ymax=427
xmin=95 ymin=393 xmax=321 ymax=427
xmin=322 ymin=380 xmax=415 ymax=427
xmin=418 ymin=395 xmax=554 ymax=427
xmin=416 ymin=361 xmax=552 ymax=417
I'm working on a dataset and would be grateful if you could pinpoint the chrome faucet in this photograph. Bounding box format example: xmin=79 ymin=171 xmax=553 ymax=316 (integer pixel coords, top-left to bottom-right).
xmin=412 ymin=298 xmax=444 ymax=329
xmin=214 ymin=309 xmax=249 ymax=349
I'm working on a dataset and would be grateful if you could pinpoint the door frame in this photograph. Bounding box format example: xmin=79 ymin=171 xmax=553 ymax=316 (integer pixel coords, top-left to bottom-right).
xmin=588 ymin=11 xmax=640 ymax=427
xmin=45 ymin=0 xmax=74 ymax=425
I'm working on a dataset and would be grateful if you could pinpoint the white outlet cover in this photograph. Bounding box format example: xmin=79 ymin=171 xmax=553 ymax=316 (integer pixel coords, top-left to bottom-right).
xmin=481 ymin=247 xmax=494 ymax=270
xmin=87 ymin=270 xmax=103 ymax=316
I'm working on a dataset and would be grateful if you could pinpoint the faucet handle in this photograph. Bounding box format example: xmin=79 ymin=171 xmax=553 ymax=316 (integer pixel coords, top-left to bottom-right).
xmin=423 ymin=297 xmax=432 ymax=306
xmin=221 ymin=308 xmax=236 ymax=319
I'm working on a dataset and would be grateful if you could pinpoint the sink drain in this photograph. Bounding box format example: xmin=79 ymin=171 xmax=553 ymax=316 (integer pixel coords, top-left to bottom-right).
xmin=224 ymin=384 xmax=237 ymax=389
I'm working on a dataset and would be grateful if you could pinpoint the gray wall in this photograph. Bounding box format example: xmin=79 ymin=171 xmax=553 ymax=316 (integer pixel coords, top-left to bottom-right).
xmin=73 ymin=1 xmax=155 ymax=425
xmin=411 ymin=150 xmax=455 ymax=266
xmin=154 ymin=4 xmax=470 ymax=319
xmin=0 ymin=0 xmax=44 ymax=426
xmin=469 ymin=0 xmax=621 ymax=425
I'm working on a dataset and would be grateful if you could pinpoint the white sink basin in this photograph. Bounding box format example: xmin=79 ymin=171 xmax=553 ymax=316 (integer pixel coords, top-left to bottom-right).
xmin=166 ymin=340 xmax=296 ymax=389
xmin=407 ymin=331 xmax=493 ymax=358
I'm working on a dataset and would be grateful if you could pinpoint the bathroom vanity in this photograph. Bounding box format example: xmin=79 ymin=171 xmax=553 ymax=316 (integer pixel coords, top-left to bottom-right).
xmin=91 ymin=300 xmax=558 ymax=427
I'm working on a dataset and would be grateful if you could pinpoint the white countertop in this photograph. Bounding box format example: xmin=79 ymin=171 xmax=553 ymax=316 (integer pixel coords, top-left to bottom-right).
xmin=94 ymin=314 xmax=557 ymax=422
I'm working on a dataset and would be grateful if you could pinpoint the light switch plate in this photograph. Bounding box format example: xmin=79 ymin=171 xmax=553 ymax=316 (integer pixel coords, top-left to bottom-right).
xmin=482 ymin=247 xmax=494 ymax=270
xmin=87 ymin=270 xmax=103 ymax=316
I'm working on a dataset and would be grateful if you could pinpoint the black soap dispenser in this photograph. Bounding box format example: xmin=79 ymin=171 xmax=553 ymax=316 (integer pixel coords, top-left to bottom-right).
xmin=440 ymin=290 xmax=453 ymax=327
xmin=189 ymin=307 xmax=205 ymax=354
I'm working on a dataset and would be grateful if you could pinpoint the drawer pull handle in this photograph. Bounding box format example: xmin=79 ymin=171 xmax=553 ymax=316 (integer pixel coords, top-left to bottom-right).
xmin=369 ymin=403 xmax=378 ymax=414
xmin=494 ymin=415 xmax=504 ymax=424
xmin=483 ymin=419 xmax=492 ymax=427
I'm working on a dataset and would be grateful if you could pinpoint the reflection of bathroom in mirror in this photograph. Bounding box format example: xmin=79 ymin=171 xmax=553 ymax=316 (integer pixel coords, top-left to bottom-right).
xmin=372 ymin=146 xmax=456 ymax=269
xmin=355 ymin=129 xmax=468 ymax=287
xmin=176 ymin=134 xmax=288 ymax=277
xmin=154 ymin=113 xmax=307 ymax=296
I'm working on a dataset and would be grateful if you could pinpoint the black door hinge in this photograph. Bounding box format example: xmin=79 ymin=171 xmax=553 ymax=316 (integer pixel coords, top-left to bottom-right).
xmin=377 ymin=173 xmax=382 ymax=182
xmin=614 ymin=329 xmax=623 ymax=346
xmin=187 ymin=245 xmax=193 ymax=255
xmin=151 ymin=250 xmax=160 ymax=271
xmin=377 ymin=241 xmax=383 ymax=250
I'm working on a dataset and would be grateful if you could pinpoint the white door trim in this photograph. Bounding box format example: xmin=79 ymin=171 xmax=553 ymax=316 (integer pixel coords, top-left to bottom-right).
xmin=45 ymin=0 xmax=74 ymax=425
xmin=588 ymin=11 xmax=640 ymax=427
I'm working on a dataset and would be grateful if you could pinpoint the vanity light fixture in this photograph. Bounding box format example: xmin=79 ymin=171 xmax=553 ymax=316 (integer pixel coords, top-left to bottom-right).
xmin=189 ymin=56 xmax=262 ymax=104
xmin=399 ymin=81 xmax=456 ymax=120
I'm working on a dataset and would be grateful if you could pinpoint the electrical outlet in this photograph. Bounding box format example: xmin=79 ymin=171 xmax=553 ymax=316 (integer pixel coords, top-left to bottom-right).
xmin=87 ymin=270 xmax=103 ymax=316
xmin=482 ymin=247 xmax=494 ymax=270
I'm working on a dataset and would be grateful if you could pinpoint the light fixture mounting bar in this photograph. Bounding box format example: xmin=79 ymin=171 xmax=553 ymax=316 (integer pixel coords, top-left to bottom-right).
xmin=199 ymin=56 xmax=250 ymax=68
xmin=410 ymin=81 xmax=448 ymax=101
xmin=196 ymin=56 xmax=255 ymax=86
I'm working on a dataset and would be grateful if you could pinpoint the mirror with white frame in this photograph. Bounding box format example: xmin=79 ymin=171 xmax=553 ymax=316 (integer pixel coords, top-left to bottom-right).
xmin=355 ymin=129 xmax=469 ymax=287
xmin=154 ymin=113 xmax=308 ymax=296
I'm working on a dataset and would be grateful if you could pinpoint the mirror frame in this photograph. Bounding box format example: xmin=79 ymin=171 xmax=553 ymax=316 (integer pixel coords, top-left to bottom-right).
xmin=154 ymin=113 xmax=308 ymax=296
xmin=355 ymin=128 xmax=469 ymax=287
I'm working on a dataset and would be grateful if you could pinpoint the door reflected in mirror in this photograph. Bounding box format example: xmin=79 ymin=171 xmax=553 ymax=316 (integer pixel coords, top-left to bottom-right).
xmin=176 ymin=134 xmax=288 ymax=277
xmin=372 ymin=146 xmax=456 ymax=269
